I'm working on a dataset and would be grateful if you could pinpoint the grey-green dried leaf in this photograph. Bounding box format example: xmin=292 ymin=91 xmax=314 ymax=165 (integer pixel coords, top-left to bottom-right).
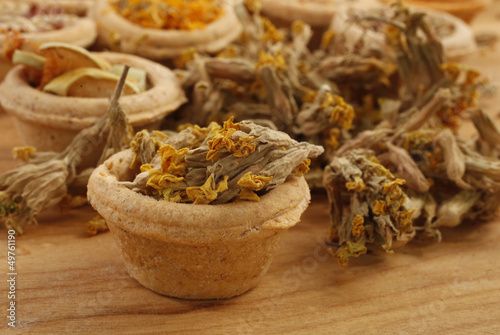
xmin=386 ymin=142 xmax=430 ymax=193
xmin=436 ymin=128 xmax=472 ymax=189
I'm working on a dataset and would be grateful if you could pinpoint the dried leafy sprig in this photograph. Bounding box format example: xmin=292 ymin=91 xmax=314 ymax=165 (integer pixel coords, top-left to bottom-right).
xmin=0 ymin=66 xmax=133 ymax=233
xmin=324 ymin=149 xmax=415 ymax=267
xmin=322 ymin=5 xmax=500 ymax=266
xmin=121 ymin=117 xmax=324 ymax=205
xmin=161 ymin=1 xmax=500 ymax=266
xmin=171 ymin=1 xmax=365 ymax=166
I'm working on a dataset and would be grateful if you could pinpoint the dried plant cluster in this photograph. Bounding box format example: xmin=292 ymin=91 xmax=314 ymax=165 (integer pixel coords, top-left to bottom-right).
xmin=1 ymin=1 xmax=499 ymax=267
xmin=112 ymin=0 xmax=224 ymax=30
xmin=122 ymin=117 xmax=323 ymax=204
xmin=168 ymin=2 xmax=500 ymax=266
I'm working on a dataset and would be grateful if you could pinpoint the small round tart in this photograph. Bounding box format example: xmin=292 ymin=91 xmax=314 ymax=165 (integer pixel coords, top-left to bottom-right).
xmin=332 ymin=3 xmax=477 ymax=60
xmin=93 ymin=0 xmax=242 ymax=60
xmin=260 ymin=0 xmax=337 ymax=28
xmin=0 ymin=52 xmax=187 ymax=152
xmin=15 ymin=0 xmax=94 ymax=16
xmin=378 ymin=0 xmax=492 ymax=23
xmin=88 ymin=149 xmax=311 ymax=299
xmin=0 ymin=1 xmax=97 ymax=49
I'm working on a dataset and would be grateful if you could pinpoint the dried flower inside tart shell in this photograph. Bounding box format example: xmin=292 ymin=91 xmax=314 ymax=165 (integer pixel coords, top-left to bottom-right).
xmin=93 ymin=0 xmax=243 ymax=59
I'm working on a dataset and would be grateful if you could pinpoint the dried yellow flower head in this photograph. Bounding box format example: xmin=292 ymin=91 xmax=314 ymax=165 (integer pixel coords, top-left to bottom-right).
xmin=351 ymin=215 xmax=365 ymax=237
xmin=124 ymin=118 xmax=324 ymax=205
xmin=331 ymin=241 xmax=367 ymax=268
xmin=159 ymin=145 xmax=189 ymax=175
xmin=12 ymin=147 xmax=36 ymax=162
xmin=207 ymin=117 xmax=256 ymax=161
xmin=186 ymin=175 xmax=229 ymax=204
xmin=113 ymin=0 xmax=224 ymax=31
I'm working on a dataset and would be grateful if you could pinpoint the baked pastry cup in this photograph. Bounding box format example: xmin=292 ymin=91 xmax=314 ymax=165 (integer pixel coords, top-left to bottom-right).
xmin=87 ymin=149 xmax=311 ymax=299
xmin=0 ymin=2 xmax=97 ymax=48
xmin=15 ymin=0 xmax=94 ymax=16
xmin=332 ymin=3 xmax=477 ymax=60
xmin=260 ymin=0 xmax=337 ymax=28
xmin=0 ymin=52 xmax=186 ymax=152
xmin=92 ymin=0 xmax=242 ymax=60
xmin=378 ymin=0 xmax=492 ymax=23
xmin=0 ymin=1 xmax=97 ymax=79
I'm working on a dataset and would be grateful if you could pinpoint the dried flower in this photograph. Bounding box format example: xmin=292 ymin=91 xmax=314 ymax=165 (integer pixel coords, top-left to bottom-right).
xmin=113 ymin=0 xmax=224 ymax=31
xmin=123 ymin=118 xmax=324 ymax=204
xmin=86 ymin=215 xmax=109 ymax=235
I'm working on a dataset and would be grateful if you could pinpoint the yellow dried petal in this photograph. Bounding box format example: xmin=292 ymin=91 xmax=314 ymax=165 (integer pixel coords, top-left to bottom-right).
xmin=372 ymin=200 xmax=388 ymax=216
xmin=351 ymin=215 xmax=365 ymax=237
xmin=465 ymin=69 xmax=481 ymax=86
xmin=186 ymin=175 xmax=228 ymax=204
xmin=146 ymin=169 xmax=184 ymax=192
xmin=320 ymin=29 xmax=335 ymax=50
xmin=140 ymin=163 xmax=152 ymax=172
xmin=332 ymin=241 xmax=367 ymax=268
xmin=293 ymin=158 xmax=311 ymax=177
xmin=12 ymin=146 xmax=36 ymax=162
xmin=256 ymin=51 xmax=287 ymax=72
xmin=158 ymin=144 xmax=189 ymax=175
xmin=291 ymin=20 xmax=307 ymax=35
xmin=382 ymin=179 xmax=406 ymax=194
xmin=329 ymin=94 xmax=354 ymax=130
xmin=207 ymin=117 xmax=255 ymax=161
xmin=395 ymin=209 xmax=415 ymax=233
xmin=260 ymin=17 xmax=284 ymax=43
xmin=245 ymin=0 xmax=261 ymax=13
xmin=237 ymin=188 xmax=261 ymax=202
xmin=345 ymin=176 xmax=367 ymax=192
xmin=86 ymin=215 xmax=108 ymax=235
xmin=237 ymin=172 xmax=272 ymax=191
xmin=324 ymin=128 xmax=340 ymax=151
xmin=440 ymin=63 xmax=461 ymax=81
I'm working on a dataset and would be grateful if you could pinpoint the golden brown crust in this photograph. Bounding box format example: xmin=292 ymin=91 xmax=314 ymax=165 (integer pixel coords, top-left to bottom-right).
xmin=88 ymin=149 xmax=311 ymax=243
xmin=87 ymin=149 xmax=311 ymax=299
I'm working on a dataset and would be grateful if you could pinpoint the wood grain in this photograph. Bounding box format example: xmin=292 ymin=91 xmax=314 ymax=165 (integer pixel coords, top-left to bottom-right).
xmin=2 ymin=6 xmax=500 ymax=334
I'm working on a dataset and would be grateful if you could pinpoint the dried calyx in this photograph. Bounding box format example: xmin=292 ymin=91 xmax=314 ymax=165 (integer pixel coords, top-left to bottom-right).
xmin=121 ymin=117 xmax=324 ymax=205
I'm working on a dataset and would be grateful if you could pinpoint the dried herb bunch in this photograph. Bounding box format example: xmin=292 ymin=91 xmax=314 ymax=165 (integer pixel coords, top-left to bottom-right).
xmin=323 ymin=5 xmax=500 ymax=266
xmin=169 ymin=1 xmax=500 ymax=265
xmin=0 ymin=67 xmax=133 ymax=233
xmin=122 ymin=117 xmax=324 ymax=204
xmin=171 ymin=1 xmax=374 ymax=187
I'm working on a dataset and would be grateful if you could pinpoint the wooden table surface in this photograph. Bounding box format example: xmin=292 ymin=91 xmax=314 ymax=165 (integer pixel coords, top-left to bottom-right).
xmin=2 ymin=6 xmax=500 ymax=335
